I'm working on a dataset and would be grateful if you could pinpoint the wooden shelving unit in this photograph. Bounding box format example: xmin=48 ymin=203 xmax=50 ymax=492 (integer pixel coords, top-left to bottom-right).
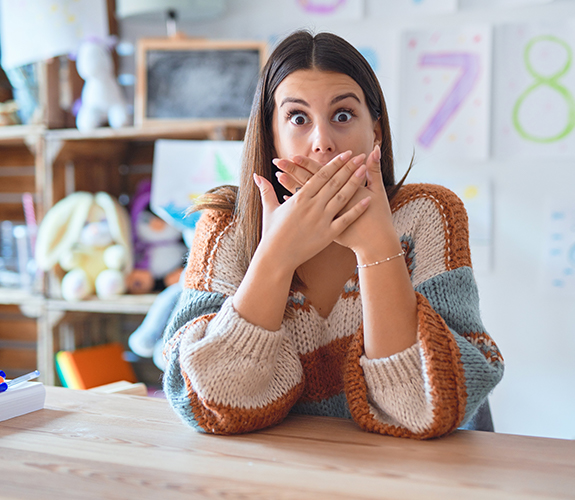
xmin=0 ymin=120 xmax=246 ymax=385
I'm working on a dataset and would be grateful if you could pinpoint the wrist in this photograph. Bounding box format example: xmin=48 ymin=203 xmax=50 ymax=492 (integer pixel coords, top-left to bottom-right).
xmin=352 ymin=232 xmax=402 ymax=266
xmin=234 ymin=244 xmax=294 ymax=331
xmin=356 ymin=250 xmax=404 ymax=268
xmin=252 ymin=240 xmax=298 ymax=282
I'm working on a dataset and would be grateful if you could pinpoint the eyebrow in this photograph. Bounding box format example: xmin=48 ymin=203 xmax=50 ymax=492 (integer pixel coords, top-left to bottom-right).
xmin=279 ymin=92 xmax=362 ymax=108
xmin=331 ymin=92 xmax=361 ymax=105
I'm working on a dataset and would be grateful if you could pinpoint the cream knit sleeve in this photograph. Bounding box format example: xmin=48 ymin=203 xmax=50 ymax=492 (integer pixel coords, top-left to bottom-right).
xmin=359 ymin=342 xmax=434 ymax=434
xmin=344 ymin=184 xmax=504 ymax=439
xmin=163 ymin=211 xmax=304 ymax=434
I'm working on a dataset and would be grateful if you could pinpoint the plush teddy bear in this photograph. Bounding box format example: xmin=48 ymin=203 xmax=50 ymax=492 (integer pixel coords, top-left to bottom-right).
xmin=75 ymin=39 xmax=129 ymax=132
xmin=35 ymin=192 xmax=133 ymax=301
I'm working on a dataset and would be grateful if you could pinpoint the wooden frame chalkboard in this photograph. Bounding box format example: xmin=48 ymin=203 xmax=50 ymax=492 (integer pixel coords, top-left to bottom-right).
xmin=135 ymin=37 xmax=267 ymax=127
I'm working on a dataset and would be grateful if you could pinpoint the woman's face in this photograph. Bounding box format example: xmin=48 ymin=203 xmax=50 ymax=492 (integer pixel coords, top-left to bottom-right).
xmin=272 ymin=69 xmax=381 ymax=165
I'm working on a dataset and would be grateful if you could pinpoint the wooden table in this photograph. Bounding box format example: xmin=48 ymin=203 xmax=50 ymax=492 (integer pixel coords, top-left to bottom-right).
xmin=0 ymin=387 xmax=573 ymax=499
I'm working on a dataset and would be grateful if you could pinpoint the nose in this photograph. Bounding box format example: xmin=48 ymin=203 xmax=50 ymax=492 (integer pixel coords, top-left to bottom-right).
xmin=311 ymin=120 xmax=335 ymax=155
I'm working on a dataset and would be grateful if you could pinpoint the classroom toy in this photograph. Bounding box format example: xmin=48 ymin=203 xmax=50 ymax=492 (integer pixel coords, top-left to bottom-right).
xmin=76 ymin=39 xmax=129 ymax=132
xmin=126 ymin=180 xmax=186 ymax=295
xmin=35 ymin=192 xmax=133 ymax=301
xmin=128 ymin=277 xmax=183 ymax=370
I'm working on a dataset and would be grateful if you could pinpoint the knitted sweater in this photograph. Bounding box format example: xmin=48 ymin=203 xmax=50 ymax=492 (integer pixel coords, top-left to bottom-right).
xmin=163 ymin=183 xmax=504 ymax=438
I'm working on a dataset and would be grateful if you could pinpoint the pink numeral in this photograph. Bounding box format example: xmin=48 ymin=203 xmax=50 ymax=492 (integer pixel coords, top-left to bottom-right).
xmin=417 ymin=53 xmax=480 ymax=148
xmin=297 ymin=0 xmax=346 ymax=14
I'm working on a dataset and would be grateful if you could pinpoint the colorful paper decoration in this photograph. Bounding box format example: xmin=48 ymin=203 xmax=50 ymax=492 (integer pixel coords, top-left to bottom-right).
xmin=0 ymin=0 xmax=108 ymax=69
xmin=151 ymin=140 xmax=243 ymax=232
xmin=544 ymin=203 xmax=575 ymax=294
xmin=400 ymin=25 xmax=492 ymax=161
xmin=293 ymin=0 xmax=363 ymax=19
xmin=494 ymin=21 xmax=575 ymax=159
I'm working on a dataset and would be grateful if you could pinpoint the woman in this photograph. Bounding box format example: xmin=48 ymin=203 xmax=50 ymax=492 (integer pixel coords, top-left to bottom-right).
xmin=162 ymin=31 xmax=504 ymax=438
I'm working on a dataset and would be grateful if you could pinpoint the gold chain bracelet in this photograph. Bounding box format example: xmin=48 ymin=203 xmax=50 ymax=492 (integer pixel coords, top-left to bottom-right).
xmin=357 ymin=250 xmax=405 ymax=269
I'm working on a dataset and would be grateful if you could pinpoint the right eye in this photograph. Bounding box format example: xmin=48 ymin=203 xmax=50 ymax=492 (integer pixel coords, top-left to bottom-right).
xmin=289 ymin=113 xmax=309 ymax=126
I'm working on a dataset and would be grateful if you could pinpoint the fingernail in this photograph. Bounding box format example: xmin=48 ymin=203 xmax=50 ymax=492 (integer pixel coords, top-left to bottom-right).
xmin=374 ymin=145 xmax=381 ymax=161
xmin=253 ymin=173 xmax=261 ymax=186
xmin=339 ymin=150 xmax=352 ymax=162
xmin=291 ymin=155 xmax=302 ymax=164
xmin=275 ymin=171 xmax=281 ymax=178
xmin=272 ymin=158 xmax=280 ymax=166
xmin=361 ymin=196 xmax=371 ymax=207
xmin=353 ymin=154 xmax=366 ymax=166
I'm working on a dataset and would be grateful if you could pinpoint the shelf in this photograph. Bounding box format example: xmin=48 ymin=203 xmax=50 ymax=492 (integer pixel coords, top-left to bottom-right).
xmin=45 ymin=120 xmax=248 ymax=142
xmin=0 ymin=121 xmax=247 ymax=145
xmin=46 ymin=293 xmax=158 ymax=315
xmin=0 ymin=286 xmax=43 ymax=307
xmin=0 ymin=124 xmax=45 ymax=145
xmin=0 ymin=288 xmax=156 ymax=315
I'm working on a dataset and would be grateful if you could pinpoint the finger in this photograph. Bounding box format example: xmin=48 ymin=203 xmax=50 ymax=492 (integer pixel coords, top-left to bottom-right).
xmin=365 ymin=145 xmax=383 ymax=188
xmin=273 ymin=158 xmax=315 ymax=187
xmin=311 ymin=152 xmax=365 ymax=203
xmin=274 ymin=152 xmax=365 ymax=193
xmin=314 ymin=151 xmax=365 ymax=175
xmin=303 ymin=150 xmax=354 ymax=198
xmin=275 ymin=171 xmax=303 ymax=194
xmin=253 ymin=173 xmax=280 ymax=212
xmin=324 ymin=164 xmax=367 ymax=217
xmin=290 ymin=155 xmax=322 ymax=175
xmin=330 ymin=196 xmax=371 ymax=236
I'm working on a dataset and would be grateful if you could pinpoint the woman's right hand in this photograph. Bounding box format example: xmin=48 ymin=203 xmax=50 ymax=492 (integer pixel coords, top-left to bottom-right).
xmin=253 ymin=150 xmax=370 ymax=273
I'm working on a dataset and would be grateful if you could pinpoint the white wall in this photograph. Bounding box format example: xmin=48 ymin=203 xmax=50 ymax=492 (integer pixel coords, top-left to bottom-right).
xmin=120 ymin=0 xmax=575 ymax=440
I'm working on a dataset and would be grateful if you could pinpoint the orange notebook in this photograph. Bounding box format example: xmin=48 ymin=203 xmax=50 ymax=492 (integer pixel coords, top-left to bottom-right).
xmin=55 ymin=343 xmax=137 ymax=390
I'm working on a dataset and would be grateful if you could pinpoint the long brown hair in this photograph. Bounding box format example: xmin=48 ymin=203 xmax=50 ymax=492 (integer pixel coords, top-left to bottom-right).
xmin=194 ymin=30 xmax=408 ymax=290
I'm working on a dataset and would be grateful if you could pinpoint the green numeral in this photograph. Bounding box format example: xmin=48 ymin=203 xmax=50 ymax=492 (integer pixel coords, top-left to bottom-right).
xmin=512 ymin=35 xmax=575 ymax=143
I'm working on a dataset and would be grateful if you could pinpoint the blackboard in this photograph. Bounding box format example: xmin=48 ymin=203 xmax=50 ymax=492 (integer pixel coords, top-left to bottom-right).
xmin=135 ymin=38 xmax=266 ymax=126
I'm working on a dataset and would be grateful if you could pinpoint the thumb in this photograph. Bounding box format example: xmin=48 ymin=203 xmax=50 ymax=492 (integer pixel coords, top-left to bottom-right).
xmin=366 ymin=145 xmax=383 ymax=188
xmin=254 ymin=173 xmax=280 ymax=212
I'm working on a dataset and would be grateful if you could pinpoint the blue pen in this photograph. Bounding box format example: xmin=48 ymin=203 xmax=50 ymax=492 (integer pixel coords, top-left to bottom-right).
xmin=0 ymin=370 xmax=40 ymax=393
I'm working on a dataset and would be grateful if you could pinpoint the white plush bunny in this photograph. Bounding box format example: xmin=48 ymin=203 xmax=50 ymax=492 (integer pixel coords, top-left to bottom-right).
xmin=35 ymin=192 xmax=133 ymax=301
xmin=76 ymin=39 xmax=129 ymax=132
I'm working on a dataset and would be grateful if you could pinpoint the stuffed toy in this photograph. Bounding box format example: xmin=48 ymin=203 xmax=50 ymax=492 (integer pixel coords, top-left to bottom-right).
xmin=125 ymin=180 xmax=187 ymax=295
xmin=128 ymin=275 xmax=183 ymax=371
xmin=126 ymin=181 xmax=189 ymax=370
xmin=35 ymin=192 xmax=133 ymax=301
xmin=75 ymin=39 xmax=129 ymax=132
xmin=128 ymin=225 xmax=192 ymax=371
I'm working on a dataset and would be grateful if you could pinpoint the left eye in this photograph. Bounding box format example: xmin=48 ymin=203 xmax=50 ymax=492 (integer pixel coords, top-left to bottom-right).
xmin=289 ymin=113 xmax=309 ymax=125
xmin=333 ymin=110 xmax=353 ymax=123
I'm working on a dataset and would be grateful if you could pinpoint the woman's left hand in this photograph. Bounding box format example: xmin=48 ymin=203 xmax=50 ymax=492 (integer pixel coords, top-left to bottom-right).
xmin=274 ymin=145 xmax=397 ymax=254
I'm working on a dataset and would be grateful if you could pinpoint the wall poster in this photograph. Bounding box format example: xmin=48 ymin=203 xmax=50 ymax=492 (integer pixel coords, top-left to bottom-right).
xmin=400 ymin=25 xmax=492 ymax=162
